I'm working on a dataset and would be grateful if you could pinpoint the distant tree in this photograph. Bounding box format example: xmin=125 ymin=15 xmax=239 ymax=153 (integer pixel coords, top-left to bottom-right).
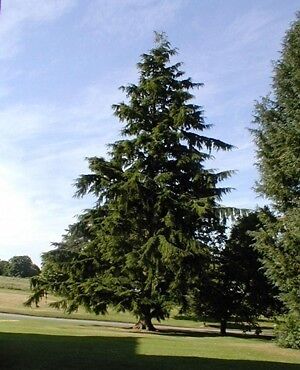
xmin=27 ymin=33 xmax=234 ymax=330
xmin=9 ymin=256 xmax=40 ymax=278
xmin=0 ymin=260 xmax=10 ymax=276
xmin=192 ymin=212 xmax=282 ymax=335
xmin=252 ymin=14 xmax=300 ymax=348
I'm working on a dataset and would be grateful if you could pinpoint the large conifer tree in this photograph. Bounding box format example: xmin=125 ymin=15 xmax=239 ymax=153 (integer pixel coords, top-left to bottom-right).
xmin=252 ymin=15 xmax=300 ymax=348
xmin=28 ymin=33 xmax=233 ymax=330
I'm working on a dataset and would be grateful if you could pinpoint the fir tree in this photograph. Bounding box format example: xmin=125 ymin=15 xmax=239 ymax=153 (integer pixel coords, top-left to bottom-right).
xmin=27 ymin=33 xmax=233 ymax=330
xmin=252 ymin=15 xmax=300 ymax=348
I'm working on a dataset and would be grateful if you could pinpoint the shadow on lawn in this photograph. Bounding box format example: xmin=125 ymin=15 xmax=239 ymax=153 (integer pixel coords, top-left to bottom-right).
xmin=151 ymin=328 xmax=273 ymax=341
xmin=0 ymin=332 xmax=298 ymax=370
xmin=173 ymin=314 xmax=273 ymax=330
xmin=104 ymin=325 xmax=273 ymax=341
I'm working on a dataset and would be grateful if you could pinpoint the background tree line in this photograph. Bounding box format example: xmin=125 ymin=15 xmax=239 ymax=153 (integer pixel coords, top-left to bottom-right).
xmin=0 ymin=256 xmax=40 ymax=278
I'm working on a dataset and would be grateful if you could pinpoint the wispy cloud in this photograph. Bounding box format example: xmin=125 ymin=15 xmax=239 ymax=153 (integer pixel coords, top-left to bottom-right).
xmin=0 ymin=0 xmax=76 ymax=59
xmin=223 ymin=9 xmax=276 ymax=51
xmin=83 ymin=0 xmax=184 ymax=40
xmin=0 ymin=82 xmax=122 ymax=263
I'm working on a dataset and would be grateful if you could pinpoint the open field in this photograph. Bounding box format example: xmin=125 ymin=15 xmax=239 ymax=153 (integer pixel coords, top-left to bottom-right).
xmin=0 ymin=287 xmax=212 ymax=329
xmin=0 ymin=315 xmax=299 ymax=370
xmin=0 ymin=276 xmax=274 ymax=333
xmin=0 ymin=276 xmax=208 ymax=328
xmin=0 ymin=276 xmax=30 ymax=291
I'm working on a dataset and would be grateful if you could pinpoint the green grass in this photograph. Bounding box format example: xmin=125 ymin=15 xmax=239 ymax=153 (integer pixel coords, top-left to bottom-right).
xmin=0 ymin=276 xmax=275 ymax=333
xmin=0 ymin=287 xmax=219 ymax=329
xmin=0 ymin=316 xmax=299 ymax=370
xmin=0 ymin=276 xmax=298 ymax=369
xmin=0 ymin=276 xmax=209 ymax=328
xmin=0 ymin=276 xmax=30 ymax=291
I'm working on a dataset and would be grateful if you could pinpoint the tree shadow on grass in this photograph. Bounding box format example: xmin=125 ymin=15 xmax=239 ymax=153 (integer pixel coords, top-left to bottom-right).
xmin=0 ymin=332 xmax=299 ymax=370
xmin=151 ymin=327 xmax=273 ymax=340
xmin=173 ymin=314 xmax=275 ymax=331
xmin=82 ymin=323 xmax=273 ymax=341
xmin=172 ymin=314 xmax=274 ymax=332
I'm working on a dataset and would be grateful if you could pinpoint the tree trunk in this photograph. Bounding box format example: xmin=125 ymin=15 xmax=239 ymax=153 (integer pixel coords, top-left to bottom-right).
xmin=220 ymin=318 xmax=227 ymax=336
xmin=133 ymin=314 xmax=156 ymax=331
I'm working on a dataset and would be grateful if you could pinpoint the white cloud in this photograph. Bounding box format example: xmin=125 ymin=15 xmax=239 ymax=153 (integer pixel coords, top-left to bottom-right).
xmin=0 ymin=164 xmax=45 ymax=263
xmin=0 ymin=104 xmax=55 ymax=139
xmin=0 ymin=85 xmax=12 ymax=99
xmin=224 ymin=9 xmax=275 ymax=50
xmin=0 ymin=0 xmax=76 ymax=59
xmin=0 ymin=81 xmax=122 ymax=143
xmin=66 ymin=82 xmax=124 ymax=127
xmin=83 ymin=0 xmax=184 ymax=40
xmin=221 ymin=194 xmax=267 ymax=210
xmin=0 ymin=82 xmax=123 ymax=264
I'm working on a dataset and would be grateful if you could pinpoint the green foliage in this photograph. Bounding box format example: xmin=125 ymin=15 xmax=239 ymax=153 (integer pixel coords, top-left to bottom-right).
xmin=8 ymin=256 xmax=40 ymax=278
xmin=252 ymin=14 xmax=300 ymax=348
xmin=0 ymin=257 xmax=40 ymax=278
xmin=0 ymin=260 xmax=10 ymax=276
xmin=252 ymin=16 xmax=300 ymax=212
xmin=253 ymin=208 xmax=300 ymax=313
xmin=192 ymin=212 xmax=282 ymax=335
xmin=28 ymin=33 xmax=234 ymax=330
xmin=275 ymin=314 xmax=300 ymax=349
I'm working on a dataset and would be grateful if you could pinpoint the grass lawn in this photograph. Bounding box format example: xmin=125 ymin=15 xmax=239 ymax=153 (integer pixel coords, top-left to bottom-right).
xmin=0 ymin=276 xmax=207 ymax=328
xmin=0 ymin=316 xmax=299 ymax=370
xmin=0 ymin=276 xmax=30 ymax=291
xmin=0 ymin=276 xmax=274 ymax=334
xmin=0 ymin=276 xmax=211 ymax=328
xmin=0 ymin=277 xmax=299 ymax=369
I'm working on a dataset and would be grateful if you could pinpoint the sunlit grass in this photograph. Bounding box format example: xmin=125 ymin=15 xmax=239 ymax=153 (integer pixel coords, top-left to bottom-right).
xmin=0 ymin=317 xmax=299 ymax=370
xmin=0 ymin=276 xmax=274 ymax=333
xmin=0 ymin=276 xmax=30 ymax=291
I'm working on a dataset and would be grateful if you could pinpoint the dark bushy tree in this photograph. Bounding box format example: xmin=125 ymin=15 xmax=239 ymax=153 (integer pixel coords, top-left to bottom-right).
xmin=9 ymin=256 xmax=40 ymax=278
xmin=252 ymin=14 xmax=300 ymax=348
xmin=27 ymin=33 xmax=234 ymax=330
xmin=192 ymin=212 xmax=282 ymax=335
xmin=0 ymin=260 xmax=10 ymax=276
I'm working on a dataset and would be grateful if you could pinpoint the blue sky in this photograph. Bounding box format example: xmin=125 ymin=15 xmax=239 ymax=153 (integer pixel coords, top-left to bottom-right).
xmin=0 ymin=0 xmax=299 ymax=264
